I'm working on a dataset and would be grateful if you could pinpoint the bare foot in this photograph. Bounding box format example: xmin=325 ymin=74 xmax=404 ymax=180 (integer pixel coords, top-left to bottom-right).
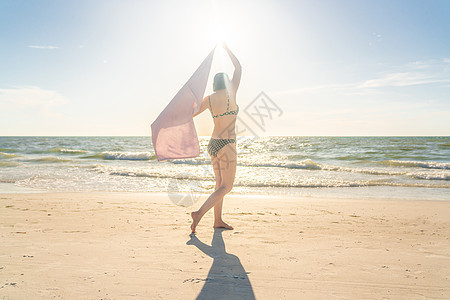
xmin=191 ymin=212 xmax=200 ymax=233
xmin=214 ymin=220 xmax=233 ymax=230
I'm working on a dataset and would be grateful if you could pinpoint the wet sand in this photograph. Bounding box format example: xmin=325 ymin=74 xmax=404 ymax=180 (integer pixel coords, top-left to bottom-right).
xmin=0 ymin=192 xmax=449 ymax=299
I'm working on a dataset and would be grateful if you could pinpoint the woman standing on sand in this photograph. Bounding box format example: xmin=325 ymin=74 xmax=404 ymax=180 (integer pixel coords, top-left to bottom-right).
xmin=190 ymin=43 xmax=241 ymax=233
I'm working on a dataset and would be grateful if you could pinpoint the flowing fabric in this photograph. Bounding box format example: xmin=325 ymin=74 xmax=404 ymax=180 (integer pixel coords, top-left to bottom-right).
xmin=151 ymin=49 xmax=215 ymax=161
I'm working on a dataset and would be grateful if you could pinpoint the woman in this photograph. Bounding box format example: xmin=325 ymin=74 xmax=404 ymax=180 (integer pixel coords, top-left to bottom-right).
xmin=191 ymin=43 xmax=241 ymax=233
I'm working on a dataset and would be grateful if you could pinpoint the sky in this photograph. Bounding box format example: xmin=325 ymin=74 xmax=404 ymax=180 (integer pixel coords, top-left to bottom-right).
xmin=0 ymin=0 xmax=449 ymax=136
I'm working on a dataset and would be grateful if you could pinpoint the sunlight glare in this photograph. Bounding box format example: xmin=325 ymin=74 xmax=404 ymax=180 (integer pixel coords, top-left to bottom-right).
xmin=211 ymin=0 xmax=233 ymax=45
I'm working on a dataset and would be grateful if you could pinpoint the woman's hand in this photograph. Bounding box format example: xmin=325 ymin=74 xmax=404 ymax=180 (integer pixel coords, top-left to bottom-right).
xmin=193 ymin=96 xmax=209 ymax=118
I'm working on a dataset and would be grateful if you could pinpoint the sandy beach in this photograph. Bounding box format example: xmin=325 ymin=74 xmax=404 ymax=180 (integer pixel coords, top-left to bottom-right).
xmin=0 ymin=192 xmax=449 ymax=299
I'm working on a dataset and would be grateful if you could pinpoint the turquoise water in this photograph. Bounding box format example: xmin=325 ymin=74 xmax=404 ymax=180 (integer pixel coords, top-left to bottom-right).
xmin=0 ymin=136 xmax=448 ymax=200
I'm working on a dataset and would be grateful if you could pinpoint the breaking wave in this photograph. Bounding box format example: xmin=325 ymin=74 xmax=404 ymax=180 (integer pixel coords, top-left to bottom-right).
xmin=51 ymin=148 xmax=88 ymax=154
xmin=380 ymin=160 xmax=450 ymax=170
xmin=83 ymin=151 xmax=156 ymax=161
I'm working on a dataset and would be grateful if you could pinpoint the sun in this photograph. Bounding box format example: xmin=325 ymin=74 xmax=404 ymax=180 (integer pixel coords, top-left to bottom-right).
xmin=209 ymin=0 xmax=230 ymax=45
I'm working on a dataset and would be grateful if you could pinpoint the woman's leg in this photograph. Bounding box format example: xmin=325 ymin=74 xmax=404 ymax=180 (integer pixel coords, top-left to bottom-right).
xmin=211 ymin=156 xmax=224 ymax=219
xmin=212 ymin=155 xmax=233 ymax=230
xmin=191 ymin=144 xmax=237 ymax=233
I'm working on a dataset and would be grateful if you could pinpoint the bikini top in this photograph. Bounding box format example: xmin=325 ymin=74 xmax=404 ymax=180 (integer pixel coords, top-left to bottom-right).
xmin=209 ymin=92 xmax=239 ymax=119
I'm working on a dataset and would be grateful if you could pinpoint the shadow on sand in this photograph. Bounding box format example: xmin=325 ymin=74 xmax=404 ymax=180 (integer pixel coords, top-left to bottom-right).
xmin=187 ymin=228 xmax=255 ymax=300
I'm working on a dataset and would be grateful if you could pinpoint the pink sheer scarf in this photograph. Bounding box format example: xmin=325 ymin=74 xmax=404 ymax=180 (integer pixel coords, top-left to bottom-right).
xmin=151 ymin=49 xmax=215 ymax=161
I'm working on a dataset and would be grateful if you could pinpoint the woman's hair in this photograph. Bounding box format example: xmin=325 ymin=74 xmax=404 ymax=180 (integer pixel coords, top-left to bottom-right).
xmin=213 ymin=73 xmax=230 ymax=91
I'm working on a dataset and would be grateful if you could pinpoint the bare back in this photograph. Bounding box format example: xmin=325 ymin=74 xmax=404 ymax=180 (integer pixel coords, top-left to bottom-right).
xmin=208 ymin=88 xmax=238 ymax=139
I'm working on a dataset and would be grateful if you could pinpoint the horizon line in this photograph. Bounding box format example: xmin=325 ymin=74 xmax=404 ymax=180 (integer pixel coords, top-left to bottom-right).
xmin=1 ymin=135 xmax=449 ymax=138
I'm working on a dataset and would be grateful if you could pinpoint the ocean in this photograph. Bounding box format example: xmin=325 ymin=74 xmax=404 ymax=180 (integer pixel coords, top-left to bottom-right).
xmin=0 ymin=136 xmax=448 ymax=201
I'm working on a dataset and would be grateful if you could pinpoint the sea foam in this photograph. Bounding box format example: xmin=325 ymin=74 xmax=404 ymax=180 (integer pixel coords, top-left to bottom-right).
xmin=382 ymin=160 xmax=450 ymax=170
xmin=52 ymin=148 xmax=88 ymax=154
xmin=0 ymin=152 xmax=19 ymax=159
xmin=101 ymin=151 xmax=155 ymax=161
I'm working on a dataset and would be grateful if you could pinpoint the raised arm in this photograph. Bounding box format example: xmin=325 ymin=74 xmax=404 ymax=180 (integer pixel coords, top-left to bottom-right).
xmin=223 ymin=43 xmax=241 ymax=91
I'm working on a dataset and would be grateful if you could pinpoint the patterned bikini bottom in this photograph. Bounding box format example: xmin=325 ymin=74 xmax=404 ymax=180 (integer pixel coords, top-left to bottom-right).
xmin=207 ymin=138 xmax=236 ymax=157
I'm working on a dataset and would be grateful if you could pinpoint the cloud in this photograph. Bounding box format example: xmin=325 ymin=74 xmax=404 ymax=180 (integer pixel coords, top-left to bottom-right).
xmin=271 ymin=83 xmax=352 ymax=96
xmin=0 ymin=86 xmax=68 ymax=118
xmin=273 ymin=58 xmax=450 ymax=96
xmin=406 ymin=60 xmax=435 ymax=70
xmin=358 ymin=59 xmax=450 ymax=88
xmin=358 ymin=72 xmax=450 ymax=88
xmin=372 ymin=32 xmax=382 ymax=42
xmin=27 ymin=45 xmax=59 ymax=50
